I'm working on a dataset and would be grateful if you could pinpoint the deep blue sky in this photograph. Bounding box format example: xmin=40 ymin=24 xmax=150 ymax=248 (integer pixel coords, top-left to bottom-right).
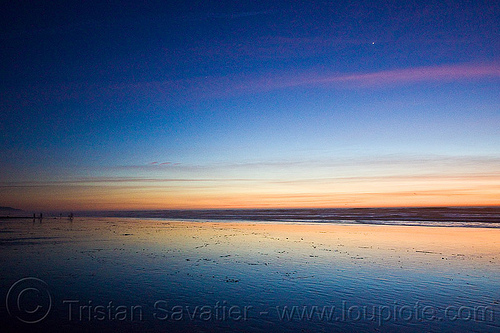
xmin=1 ymin=1 xmax=499 ymax=210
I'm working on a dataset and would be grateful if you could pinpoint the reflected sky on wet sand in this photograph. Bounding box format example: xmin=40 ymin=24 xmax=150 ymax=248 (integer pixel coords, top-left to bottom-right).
xmin=1 ymin=218 xmax=499 ymax=332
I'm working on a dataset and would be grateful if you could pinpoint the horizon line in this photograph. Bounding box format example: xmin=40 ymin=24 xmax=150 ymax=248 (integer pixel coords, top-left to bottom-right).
xmin=7 ymin=204 xmax=500 ymax=213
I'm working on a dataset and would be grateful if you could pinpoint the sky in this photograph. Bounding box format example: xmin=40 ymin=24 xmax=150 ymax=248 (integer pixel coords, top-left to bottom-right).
xmin=0 ymin=0 xmax=499 ymax=211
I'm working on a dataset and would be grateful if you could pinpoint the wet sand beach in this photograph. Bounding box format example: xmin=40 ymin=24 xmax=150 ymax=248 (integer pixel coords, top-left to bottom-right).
xmin=1 ymin=218 xmax=499 ymax=332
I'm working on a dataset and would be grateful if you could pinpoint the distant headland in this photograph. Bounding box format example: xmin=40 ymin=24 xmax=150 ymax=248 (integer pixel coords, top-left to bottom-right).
xmin=0 ymin=206 xmax=22 ymax=212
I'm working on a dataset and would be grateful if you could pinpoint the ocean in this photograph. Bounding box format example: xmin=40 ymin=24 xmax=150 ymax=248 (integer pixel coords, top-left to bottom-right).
xmin=76 ymin=207 xmax=500 ymax=228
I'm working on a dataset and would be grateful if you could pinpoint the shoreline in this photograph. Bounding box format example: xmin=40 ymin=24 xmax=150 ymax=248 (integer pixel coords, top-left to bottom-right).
xmin=2 ymin=216 xmax=499 ymax=269
xmin=81 ymin=217 xmax=500 ymax=265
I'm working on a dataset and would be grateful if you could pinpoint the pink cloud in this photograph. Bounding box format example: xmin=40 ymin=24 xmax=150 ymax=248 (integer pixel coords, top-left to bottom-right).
xmin=145 ymin=162 xmax=175 ymax=166
xmin=134 ymin=62 xmax=500 ymax=99
xmin=4 ymin=62 xmax=498 ymax=108
xmin=311 ymin=63 xmax=500 ymax=88
xmin=224 ymin=63 xmax=500 ymax=94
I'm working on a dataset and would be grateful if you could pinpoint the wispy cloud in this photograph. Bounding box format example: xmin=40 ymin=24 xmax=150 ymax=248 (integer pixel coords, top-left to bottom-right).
xmin=115 ymin=154 xmax=500 ymax=171
xmin=0 ymin=177 xmax=259 ymax=188
xmin=2 ymin=62 xmax=498 ymax=109
xmin=217 ymin=63 xmax=500 ymax=96
xmin=3 ymin=154 xmax=499 ymax=187
xmin=313 ymin=63 xmax=500 ymax=87
xmin=2 ymin=154 xmax=499 ymax=210
xmin=109 ymin=62 xmax=500 ymax=100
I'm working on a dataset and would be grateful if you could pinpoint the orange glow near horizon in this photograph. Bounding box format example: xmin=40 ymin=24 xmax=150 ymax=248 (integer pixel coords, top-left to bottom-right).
xmin=2 ymin=172 xmax=499 ymax=211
